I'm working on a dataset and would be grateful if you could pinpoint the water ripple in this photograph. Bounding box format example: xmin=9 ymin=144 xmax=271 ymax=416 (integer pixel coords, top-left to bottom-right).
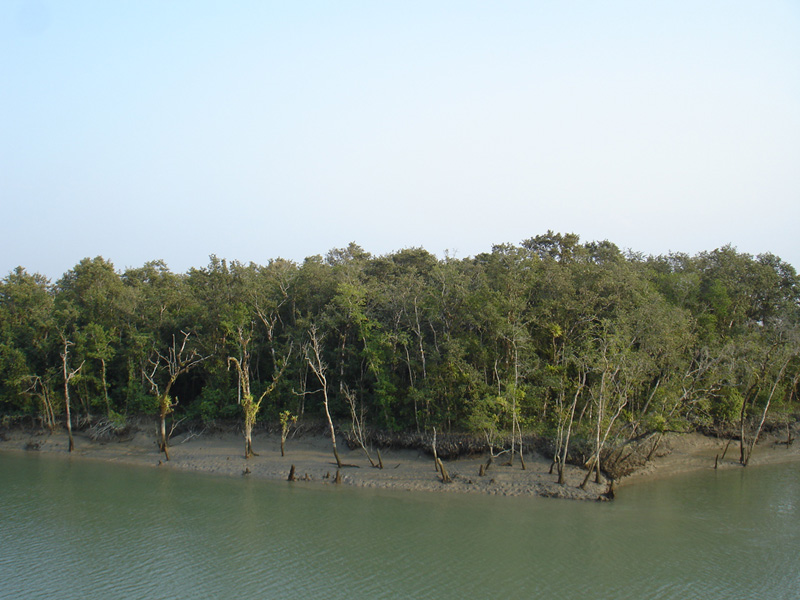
xmin=2 ymin=454 xmax=799 ymax=599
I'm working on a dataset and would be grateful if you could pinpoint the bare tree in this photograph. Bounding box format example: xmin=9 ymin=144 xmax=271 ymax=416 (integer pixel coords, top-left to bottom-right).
xmin=24 ymin=375 xmax=57 ymax=432
xmin=60 ymin=335 xmax=84 ymax=452
xmin=144 ymin=331 xmax=209 ymax=460
xmin=304 ymin=325 xmax=342 ymax=469
xmin=343 ymin=383 xmax=378 ymax=468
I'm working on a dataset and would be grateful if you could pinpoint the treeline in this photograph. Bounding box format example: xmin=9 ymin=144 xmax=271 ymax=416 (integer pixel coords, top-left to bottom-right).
xmin=2 ymin=233 xmax=799 ymax=471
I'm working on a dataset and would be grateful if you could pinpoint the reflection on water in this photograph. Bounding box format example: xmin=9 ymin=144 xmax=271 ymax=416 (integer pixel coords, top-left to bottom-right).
xmin=1 ymin=452 xmax=798 ymax=600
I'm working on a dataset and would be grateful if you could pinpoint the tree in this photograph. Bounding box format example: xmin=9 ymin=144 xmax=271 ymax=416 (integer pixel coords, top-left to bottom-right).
xmin=144 ymin=331 xmax=209 ymax=460
xmin=0 ymin=268 xmax=55 ymax=424
xmin=580 ymin=320 xmax=643 ymax=489
xmin=279 ymin=410 xmax=297 ymax=457
xmin=552 ymin=355 xmax=587 ymax=485
xmin=59 ymin=334 xmax=84 ymax=452
xmin=738 ymin=325 xmax=800 ymax=466
xmin=77 ymin=323 xmax=116 ymax=418
xmin=228 ymin=324 xmax=291 ymax=459
xmin=2 ymin=236 xmax=798 ymax=479
xmin=121 ymin=260 xmax=189 ymax=415
xmin=304 ymin=324 xmax=342 ymax=469
xmin=55 ymin=257 xmax=132 ymax=421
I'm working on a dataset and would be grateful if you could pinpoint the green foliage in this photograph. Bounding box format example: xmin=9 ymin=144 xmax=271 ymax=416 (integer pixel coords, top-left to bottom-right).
xmin=1 ymin=238 xmax=798 ymax=447
xmin=648 ymin=414 xmax=668 ymax=433
xmin=187 ymin=387 xmax=238 ymax=423
xmin=467 ymin=395 xmax=504 ymax=435
xmin=711 ymin=388 xmax=744 ymax=424
xmin=107 ymin=409 xmax=127 ymax=429
xmin=279 ymin=410 xmax=297 ymax=429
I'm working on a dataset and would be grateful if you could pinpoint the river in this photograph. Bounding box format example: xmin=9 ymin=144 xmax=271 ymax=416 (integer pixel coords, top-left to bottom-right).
xmin=1 ymin=452 xmax=798 ymax=599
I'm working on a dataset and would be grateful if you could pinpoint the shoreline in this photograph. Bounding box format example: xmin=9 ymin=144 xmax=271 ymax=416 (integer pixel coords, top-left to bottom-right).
xmin=2 ymin=424 xmax=799 ymax=501
xmin=617 ymin=426 xmax=800 ymax=487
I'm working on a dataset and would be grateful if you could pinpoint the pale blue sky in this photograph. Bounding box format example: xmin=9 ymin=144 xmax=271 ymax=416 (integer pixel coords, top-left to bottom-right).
xmin=2 ymin=1 xmax=799 ymax=278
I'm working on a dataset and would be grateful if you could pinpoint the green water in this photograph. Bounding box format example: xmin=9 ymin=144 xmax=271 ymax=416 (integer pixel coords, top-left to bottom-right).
xmin=1 ymin=452 xmax=798 ymax=599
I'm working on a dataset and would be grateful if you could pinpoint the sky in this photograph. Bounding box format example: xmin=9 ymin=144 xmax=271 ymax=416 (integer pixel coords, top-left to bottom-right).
xmin=2 ymin=1 xmax=799 ymax=279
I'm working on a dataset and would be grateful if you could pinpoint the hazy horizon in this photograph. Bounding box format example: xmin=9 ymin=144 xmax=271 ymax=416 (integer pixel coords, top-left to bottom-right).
xmin=3 ymin=1 xmax=799 ymax=279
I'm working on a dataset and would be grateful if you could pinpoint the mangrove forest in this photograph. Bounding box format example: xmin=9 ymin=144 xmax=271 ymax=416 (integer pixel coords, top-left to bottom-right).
xmin=2 ymin=233 xmax=799 ymax=477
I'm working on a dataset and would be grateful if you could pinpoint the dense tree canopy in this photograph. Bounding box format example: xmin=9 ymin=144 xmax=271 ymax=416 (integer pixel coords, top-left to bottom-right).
xmin=2 ymin=235 xmax=799 ymax=468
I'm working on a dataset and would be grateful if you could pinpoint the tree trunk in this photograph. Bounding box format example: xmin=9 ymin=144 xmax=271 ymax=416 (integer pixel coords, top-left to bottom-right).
xmin=720 ymin=438 xmax=732 ymax=461
xmin=324 ymin=391 xmax=342 ymax=467
xmin=320 ymin=379 xmax=342 ymax=468
xmin=244 ymin=420 xmax=254 ymax=459
xmin=159 ymin=406 xmax=170 ymax=460
xmin=344 ymin=384 xmax=376 ymax=467
xmin=432 ymin=427 xmax=440 ymax=474
xmin=739 ymin=410 xmax=747 ymax=466
xmin=646 ymin=431 xmax=664 ymax=462
xmin=743 ymin=358 xmax=790 ymax=466
xmin=64 ymin=378 xmax=74 ymax=453
xmin=40 ymin=382 xmax=56 ymax=432
xmin=306 ymin=326 xmax=342 ymax=469
xmin=60 ymin=338 xmax=83 ymax=453
xmin=437 ymin=458 xmax=451 ymax=483
xmin=558 ymin=374 xmax=584 ymax=485
xmin=101 ymin=357 xmax=110 ymax=418
xmin=580 ymin=459 xmax=593 ymax=489
xmin=329 ymin=424 xmax=342 ymax=468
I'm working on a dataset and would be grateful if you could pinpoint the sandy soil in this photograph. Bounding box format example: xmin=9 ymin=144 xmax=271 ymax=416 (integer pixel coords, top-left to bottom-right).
xmin=2 ymin=423 xmax=799 ymax=501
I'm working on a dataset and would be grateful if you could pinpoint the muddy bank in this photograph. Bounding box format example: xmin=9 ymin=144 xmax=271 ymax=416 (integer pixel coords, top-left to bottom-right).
xmin=2 ymin=422 xmax=798 ymax=501
xmin=618 ymin=424 xmax=800 ymax=486
xmin=0 ymin=423 xmax=606 ymax=501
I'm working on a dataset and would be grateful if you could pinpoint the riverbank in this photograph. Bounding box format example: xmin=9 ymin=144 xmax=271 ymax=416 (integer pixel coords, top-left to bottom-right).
xmin=2 ymin=423 xmax=799 ymax=500
xmin=618 ymin=424 xmax=800 ymax=486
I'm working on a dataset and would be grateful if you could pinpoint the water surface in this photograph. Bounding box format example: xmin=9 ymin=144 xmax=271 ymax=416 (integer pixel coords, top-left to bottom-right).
xmin=1 ymin=453 xmax=798 ymax=599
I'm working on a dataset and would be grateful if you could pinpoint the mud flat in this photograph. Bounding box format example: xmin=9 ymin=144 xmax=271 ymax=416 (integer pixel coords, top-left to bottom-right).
xmin=2 ymin=422 xmax=798 ymax=501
